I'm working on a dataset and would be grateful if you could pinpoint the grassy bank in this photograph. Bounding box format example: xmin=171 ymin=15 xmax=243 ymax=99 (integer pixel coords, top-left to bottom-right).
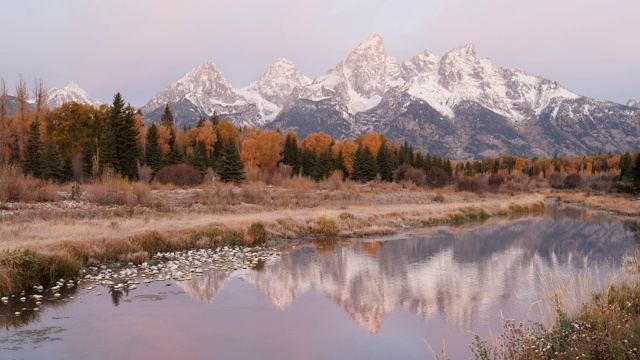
xmin=469 ymin=256 xmax=640 ymax=360
xmin=0 ymin=192 xmax=546 ymax=295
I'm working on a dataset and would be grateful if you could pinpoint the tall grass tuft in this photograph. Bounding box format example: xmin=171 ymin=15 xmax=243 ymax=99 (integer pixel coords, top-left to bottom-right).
xmin=315 ymin=214 xmax=339 ymax=236
xmin=246 ymin=222 xmax=268 ymax=246
xmin=471 ymin=256 xmax=640 ymax=359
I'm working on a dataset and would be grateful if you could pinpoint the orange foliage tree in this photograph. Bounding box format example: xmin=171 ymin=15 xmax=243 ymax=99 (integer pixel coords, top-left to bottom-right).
xmin=256 ymin=130 xmax=284 ymax=169
xmin=332 ymin=140 xmax=358 ymax=173
xmin=301 ymin=132 xmax=333 ymax=155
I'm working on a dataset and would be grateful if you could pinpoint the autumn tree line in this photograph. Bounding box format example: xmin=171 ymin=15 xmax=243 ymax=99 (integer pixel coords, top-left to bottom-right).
xmin=2 ymin=85 xmax=640 ymax=192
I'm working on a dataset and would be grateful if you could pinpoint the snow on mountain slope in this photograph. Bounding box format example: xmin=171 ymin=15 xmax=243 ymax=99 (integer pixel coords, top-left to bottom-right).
xmin=299 ymin=34 xmax=404 ymax=115
xmin=47 ymin=82 xmax=102 ymax=108
xmin=141 ymin=61 xmax=246 ymax=119
xmin=627 ymin=98 xmax=640 ymax=108
xmin=403 ymin=44 xmax=580 ymax=122
xmin=237 ymin=58 xmax=311 ymax=124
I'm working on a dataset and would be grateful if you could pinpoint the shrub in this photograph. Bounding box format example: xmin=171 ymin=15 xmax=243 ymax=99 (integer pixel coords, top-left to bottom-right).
xmin=456 ymin=176 xmax=484 ymax=193
xmin=0 ymin=165 xmax=36 ymax=202
xmin=315 ymin=214 xmax=339 ymax=236
xmin=138 ymin=165 xmax=153 ymax=183
xmin=86 ymin=168 xmax=129 ymax=205
xmin=339 ymin=212 xmax=356 ymax=220
xmin=432 ymin=193 xmax=445 ymax=203
xmin=487 ymin=173 xmax=505 ymax=188
xmin=549 ymin=172 xmax=564 ymax=189
xmin=425 ymin=167 xmax=451 ymax=188
xmin=563 ymin=173 xmax=581 ymax=189
xmin=393 ymin=164 xmax=427 ymax=186
xmin=127 ymin=182 xmax=151 ymax=206
xmin=156 ymin=164 xmax=203 ymax=186
xmin=246 ymin=222 xmax=268 ymax=246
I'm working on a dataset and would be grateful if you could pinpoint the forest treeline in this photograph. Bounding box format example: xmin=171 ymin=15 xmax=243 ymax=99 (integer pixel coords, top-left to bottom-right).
xmin=2 ymin=87 xmax=640 ymax=193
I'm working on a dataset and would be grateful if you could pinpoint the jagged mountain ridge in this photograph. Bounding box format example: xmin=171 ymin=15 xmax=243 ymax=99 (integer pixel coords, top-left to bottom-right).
xmin=46 ymin=81 xmax=102 ymax=108
xmin=141 ymin=35 xmax=640 ymax=158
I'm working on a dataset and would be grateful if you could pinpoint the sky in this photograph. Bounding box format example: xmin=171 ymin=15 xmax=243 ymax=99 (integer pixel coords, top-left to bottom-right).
xmin=1 ymin=0 xmax=639 ymax=106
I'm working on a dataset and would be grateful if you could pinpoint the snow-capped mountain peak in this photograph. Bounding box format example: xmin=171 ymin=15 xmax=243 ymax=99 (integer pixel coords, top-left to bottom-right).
xmin=46 ymin=81 xmax=102 ymax=108
xmin=236 ymin=58 xmax=312 ymax=124
xmin=141 ymin=60 xmax=246 ymax=122
xmin=243 ymin=58 xmax=311 ymax=106
xmin=626 ymin=97 xmax=639 ymax=108
xmin=141 ymin=34 xmax=640 ymax=159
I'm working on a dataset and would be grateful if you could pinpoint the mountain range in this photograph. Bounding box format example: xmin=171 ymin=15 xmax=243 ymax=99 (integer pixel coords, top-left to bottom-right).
xmin=33 ymin=35 xmax=640 ymax=159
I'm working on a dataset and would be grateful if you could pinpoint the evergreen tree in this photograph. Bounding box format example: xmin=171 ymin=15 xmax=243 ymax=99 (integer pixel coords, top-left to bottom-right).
xmin=398 ymin=141 xmax=414 ymax=166
xmin=163 ymin=128 xmax=183 ymax=166
xmin=8 ymin=129 xmax=21 ymax=165
xmin=218 ymin=139 xmax=245 ymax=183
xmin=334 ymin=149 xmax=348 ymax=179
xmin=100 ymin=93 xmax=125 ymax=172
xmin=39 ymin=136 xmax=63 ymax=181
xmin=423 ymin=153 xmax=433 ymax=173
xmin=22 ymin=119 xmax=43 ymax=177
xmin=116 ymin=106 xmax=142 ymax=181
xmin=161 ymin=103 xmax=174 ymax=127
xmin=211 ymin=129 xmax=224 ymax=164
xmin=188 ymin=140 xmax=209 ymax=175
xmin=376 ymin=143 xmax=393 ymax=182
xmin=351 ymin=147 xmax=378 ymax=183
xmin=633 ymin=153 xmax=640 ymax=193
xmin=300 ymin=148 xmax=316 ymax=177
xmin=620 ymin=152 xmax=633 ymax=182
xmin=414 ymin=151 xmax=424 ymax=169
xmin=445 ymin=159 xmax=454 ymax=178
xmin=62 ymin=156 xmax=74 ymax=182
xmin=281 ymin=133 xmax=301 ymax=174
xmin=312 ymin=149 xmax=334 ymax=181
xmin=145 ymin=123 xmax=163 ymax=177
xmin=210 ymin=111 xmax=220 ymax=127
xmin=82 ymin=140 xmax=96 ymax=179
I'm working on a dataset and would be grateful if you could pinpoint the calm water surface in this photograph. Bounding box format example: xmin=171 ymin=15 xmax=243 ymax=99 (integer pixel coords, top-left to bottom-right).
xmin=1 ymin=207 xmax=639 ymax=359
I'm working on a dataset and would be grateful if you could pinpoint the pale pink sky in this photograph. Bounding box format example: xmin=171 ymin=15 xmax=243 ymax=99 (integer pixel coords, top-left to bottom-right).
xmin=1 ymin=0 xmax=638 ymax=105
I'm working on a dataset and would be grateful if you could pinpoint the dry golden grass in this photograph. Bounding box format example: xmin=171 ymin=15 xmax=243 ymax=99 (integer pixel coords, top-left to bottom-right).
xmin=0 ymin=172 xmax=555 ymax=295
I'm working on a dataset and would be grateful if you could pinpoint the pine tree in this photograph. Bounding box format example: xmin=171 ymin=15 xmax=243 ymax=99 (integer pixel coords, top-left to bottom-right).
xmin=82 ymin=140 xmax=96 ymax=179
xmin=188 ymin=140 xmax=209 ymax=175
xmin=218 ymin=139 xmax=245 ymax=183
xmin=376 ymin=143 xmax=393 ymax=182
xmin=633 ymin=152 xmax=640 ymax=193
xmin=161 ymin=103 xmax=174 ymax=127
xmin=22 ymin=119 xmax=43 ymax=177
xmin=62 ymin=156 xmax=74 ymax=182
xmin=620 ymin=152 xmax=633 ymax=182
xmin=281 ymin=133 xmax=301 ymax=174
xmin=423 ymin=153 xmax=433 ymax=173
xmin=398 ymin=141 xmax=413 ymax=166
xmin=100 ymin=93 xmax=125 ymax=172
xmin=39 ymin=136 xmax=63 ymax=181
xmin=210 ymin=111 xmax=220 ymax=127
xmin=8 ymin=129 xmax=20 ymax=165
xmin=334 ymin=149 xmax=348 ymax=179
xmin=312 ymin=149 xmax=334 ymax=181
xmin=445 ymin=159 xmax=454 ymax=178
xmin=351 ymin=147 xmax=378 ymax=183
xmin=300 ymin=148 xmax=316 ymax=177
xmin=145 ymin=123 xmax=162 ymax=177
xmin=163 ymin=128 xmax=183 ymax=166
xmin=116 ymin=105 xmax=142 ymax=181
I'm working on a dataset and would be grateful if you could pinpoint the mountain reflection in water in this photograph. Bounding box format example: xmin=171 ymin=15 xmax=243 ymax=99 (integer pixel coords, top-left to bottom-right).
xmin=178 ymin=213 xmax=639 ymax=334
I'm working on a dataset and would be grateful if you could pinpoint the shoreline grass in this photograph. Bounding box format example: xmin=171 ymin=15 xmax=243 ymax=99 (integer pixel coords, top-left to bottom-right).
xmin=467 ymin=254 xmax=640 ymax=360
xmin=0 ymin=195 xmax=547 ymax=295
